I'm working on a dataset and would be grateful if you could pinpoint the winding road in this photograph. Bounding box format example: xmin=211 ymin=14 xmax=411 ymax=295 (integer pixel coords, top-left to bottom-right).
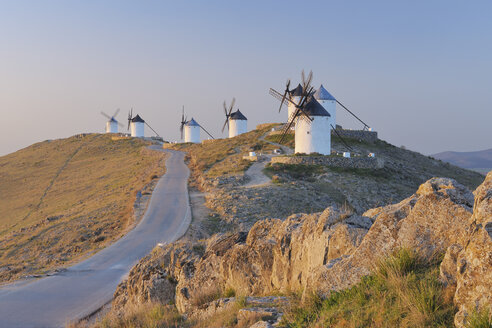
xmin=0 ymin=148 xmax=190 ymax=328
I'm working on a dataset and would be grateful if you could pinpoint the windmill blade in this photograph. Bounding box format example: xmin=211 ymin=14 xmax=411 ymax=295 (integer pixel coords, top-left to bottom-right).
xmin=145 ymin=122 xmax=160 ymax=137
xmin=278 ymin=79 xmax=291 ymax=112
xmin=113 ymin=108 xmax=120 ymax=118
xmin=229 ymin=97 xmax=236 ymax=113
xmin=269 ymin=88 xmax=298 ymax=107
xmin=335 ymin=99 xmax=370 ymax=130
xmin=222 ymin=117 xmax=229 ymax=133
xmin=301 ymin=70 xmax=313 ymax=90
xmin=127 ymin=110 xmax=131 ymax=130
xmin=117 ymin=121 xmax=125 ymax=128
xmin=199 ymin=124 xmax=215 ymax=139
xmin=100 ymin=111 xmax=111 ymax=120
xmin=180 ymin=123 xmax=184 ymax=139
xmin=278 ymin=113 xmax=297 ymax=144
xmin=331 ymin=124 xmax=353 ymax=151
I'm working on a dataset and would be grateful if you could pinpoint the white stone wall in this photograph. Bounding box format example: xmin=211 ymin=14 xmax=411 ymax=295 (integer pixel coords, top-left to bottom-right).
xmin=229 ymin=119 xmax=247 ymax=138
xmin=295 ymin=116 xmax=331 ymax=155
xmin=185 ymin=125 xmax=200 ymax=143
xmin=131 ymin=122 xmax=144 ymax=137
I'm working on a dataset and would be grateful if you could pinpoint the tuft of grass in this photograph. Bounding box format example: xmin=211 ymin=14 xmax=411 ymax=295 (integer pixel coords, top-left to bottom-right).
xmin=191 ymin=285 xmax=223 ymax=307
xmin=466 ymin=309 xmax=492 ymax=328
xmin=224 ymin=287 xmax=236 ymax=298
xmin=280 ymin=248 xmax=455 ymax=328
xmin=69 ymin=303 xmax=183 ymax=328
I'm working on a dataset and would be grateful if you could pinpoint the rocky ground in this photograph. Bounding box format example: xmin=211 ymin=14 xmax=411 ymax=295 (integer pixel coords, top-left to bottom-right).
xmin=90 ymin=128 xmax=489 ymax=328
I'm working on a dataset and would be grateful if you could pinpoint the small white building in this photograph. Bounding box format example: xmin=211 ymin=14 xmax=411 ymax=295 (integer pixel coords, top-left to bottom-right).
xmin=105 ymin=117 xmax=118 ymax=133
xmin=184 ymin=118 xmax=201 ymax=143
xmin=314 ymin=84 xmax=336 ymax=129
xmin=295 ymin=98 xmax=331 ymax=155
xmin=130 ymin=115 xmax=145 ymax=138
xmin=228 ymin=110 xmax=247 ymax=138
xmin=287 ymin=83 xmax=303 ymax=121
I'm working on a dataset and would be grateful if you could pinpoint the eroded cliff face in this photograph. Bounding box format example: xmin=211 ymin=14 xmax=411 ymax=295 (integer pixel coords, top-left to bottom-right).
xmin=111 ymin=176 xmax=491 ymax=327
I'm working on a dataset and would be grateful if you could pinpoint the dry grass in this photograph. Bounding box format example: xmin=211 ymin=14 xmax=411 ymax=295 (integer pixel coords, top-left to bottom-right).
xmin=281 ymin=248 xmax=455 ymax=328
xmin=69 ymin=303 xmax=184 ymax=328
xmin=0 ymin=134 xmax=167 ymax=283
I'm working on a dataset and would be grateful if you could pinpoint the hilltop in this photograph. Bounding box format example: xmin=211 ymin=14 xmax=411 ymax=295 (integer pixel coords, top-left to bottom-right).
xmin=0 ymin=134 xmax=166 ymax=283
xmin=82 ymin=125 xmax=490 ymax=328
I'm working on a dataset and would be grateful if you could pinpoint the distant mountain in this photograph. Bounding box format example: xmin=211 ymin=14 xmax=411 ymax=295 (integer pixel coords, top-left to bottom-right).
xmin=432 ymin=148 xmax=492 ymax=170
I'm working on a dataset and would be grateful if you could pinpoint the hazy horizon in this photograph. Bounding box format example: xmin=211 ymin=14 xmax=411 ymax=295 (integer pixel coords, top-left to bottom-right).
xmin=1 ymin=0 xmax=491 ymax=156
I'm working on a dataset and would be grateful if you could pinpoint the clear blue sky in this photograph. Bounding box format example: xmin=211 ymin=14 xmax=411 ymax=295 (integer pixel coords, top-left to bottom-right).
xmin=1 ymin=0 xmax=491 ymax=156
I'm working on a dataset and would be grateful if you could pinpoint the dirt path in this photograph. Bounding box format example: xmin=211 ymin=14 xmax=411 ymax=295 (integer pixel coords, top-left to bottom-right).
xmin=243 ymin=132 xmax=294 ymax=188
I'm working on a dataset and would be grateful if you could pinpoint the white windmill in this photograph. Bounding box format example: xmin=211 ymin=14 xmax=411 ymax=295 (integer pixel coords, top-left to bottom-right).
xmin=127 ymin=109 xmax=160 ymax=138
xmin=179 ymin=106 xmax=215 ymax=143
xmin=222 ymin=98 xmax=248 ymax=138
xmin=101 ymin=109 xmax=124 ymax=133
xmin=271 ymin=70 xmax=372 ymax=155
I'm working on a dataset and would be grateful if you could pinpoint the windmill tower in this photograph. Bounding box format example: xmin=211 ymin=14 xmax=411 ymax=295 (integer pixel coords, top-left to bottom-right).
xmin=288 ymin=83 xmax=303 ymax=120
xmin=127 ymin=109 xmax=160 ymax=138
xmin=314 ymin=84 xmax=336 ymax=129
xmin=228 ymin=110 xmax=247 ymax=137
xmin=100 ymin=109 xmax=123 ymax=133
xmin=294 ymin=97 xmax=331 ymax=155
xmin=222 ymin=98 xmax=248 ymax=138
xmin=180 ymin=106 xmax=215 ymax=143
xmin=184 ymin=119 xmax=200 ymax=143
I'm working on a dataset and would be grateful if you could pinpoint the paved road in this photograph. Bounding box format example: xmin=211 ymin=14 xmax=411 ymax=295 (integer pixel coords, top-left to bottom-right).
xmin=0 ymin=148 xmax=190 ymax=328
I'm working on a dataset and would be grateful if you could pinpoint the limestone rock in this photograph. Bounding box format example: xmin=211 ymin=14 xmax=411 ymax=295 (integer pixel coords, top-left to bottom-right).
xmin=308 ymin=177 xmax=474 ymax=296
xmin=453 ymin=172 xmax=492 ymax=328
xmin=175 ymin=208 xmax=371 ymax=313
xmin=112 ymin=241 xmax=200 ymax=314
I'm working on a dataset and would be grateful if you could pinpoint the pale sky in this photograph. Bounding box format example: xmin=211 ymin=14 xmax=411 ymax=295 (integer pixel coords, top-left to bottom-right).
xmin=1 ymin=0 xmax=491 ymax=156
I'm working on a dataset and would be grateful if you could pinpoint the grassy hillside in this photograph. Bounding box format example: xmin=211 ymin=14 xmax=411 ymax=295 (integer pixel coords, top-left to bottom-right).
xmin=0 ymin=134 xmax=166 ymax=283
xmin=167 ymin=124 xmax=278 ymax=181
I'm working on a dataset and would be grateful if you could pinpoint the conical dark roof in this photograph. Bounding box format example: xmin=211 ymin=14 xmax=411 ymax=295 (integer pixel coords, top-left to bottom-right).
xmin=230 ymin=109 xmax=247 ymax=120
xmin=131 ymin=114 xmax=145 ymax=123
xmin=301 ymin=98 xmax=331 ymax=117
xmin=109 ymin=117 xmax=117 ymax=123
xmin=186 ymin=118 xmax=200 ymax=126
xmin=314 ymin=84 xmax=336 ymax=101
xmin=289 ymin=83 xmax=303 ymax=97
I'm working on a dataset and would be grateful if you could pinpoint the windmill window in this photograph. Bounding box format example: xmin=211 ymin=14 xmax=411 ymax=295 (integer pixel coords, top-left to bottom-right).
xmin=307 ymin=131 xmax=310 ymax=134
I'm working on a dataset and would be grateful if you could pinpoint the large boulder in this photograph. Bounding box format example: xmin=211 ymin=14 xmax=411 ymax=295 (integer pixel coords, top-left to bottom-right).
xmin=307 ymin=177 xmax=474 ymax=296
xmin=451 ymin=172 xmax=492 ymax=327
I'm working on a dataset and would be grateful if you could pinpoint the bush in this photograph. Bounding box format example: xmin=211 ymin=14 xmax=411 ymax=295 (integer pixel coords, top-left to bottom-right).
xmin=466 ymin=309 xmax=492 ymax=328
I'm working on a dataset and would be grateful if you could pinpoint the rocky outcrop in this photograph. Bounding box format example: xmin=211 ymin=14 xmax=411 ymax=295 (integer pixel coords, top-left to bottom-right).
xmin=112 ymin=176 xmax=491 ymax=328
xmin=443 ymin=172 xmax=492 ymax=328
xmin=308 ymin=177 xmax=474 ymax=296
xmin=112 ymin=241 xmax=201 ymax=314
xmin=175 ymin=208 xmax=371 ymax=313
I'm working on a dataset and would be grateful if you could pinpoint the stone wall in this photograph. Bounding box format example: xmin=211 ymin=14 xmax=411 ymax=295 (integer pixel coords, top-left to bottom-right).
xmin=267 ymin=128 xmax=378 ymax=143
xmin=332 ymin=129 xmax=378 ymax=143
xmin=271 ymin=155 xmax=384 ymax=169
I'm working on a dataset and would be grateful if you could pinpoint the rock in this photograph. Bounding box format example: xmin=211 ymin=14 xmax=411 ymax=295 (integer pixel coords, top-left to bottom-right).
xmin=308 ymin=177 xmax=474 ymax=297
xmin=175 ymin=208 xmax=370 ymax=313
xmin=452 ymin=172 xmax=492 ymax=328
xmin=249 ymin=321 xmax=274 ymax=328
xmin=112 ymin=241 xmax=200 ymax=315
